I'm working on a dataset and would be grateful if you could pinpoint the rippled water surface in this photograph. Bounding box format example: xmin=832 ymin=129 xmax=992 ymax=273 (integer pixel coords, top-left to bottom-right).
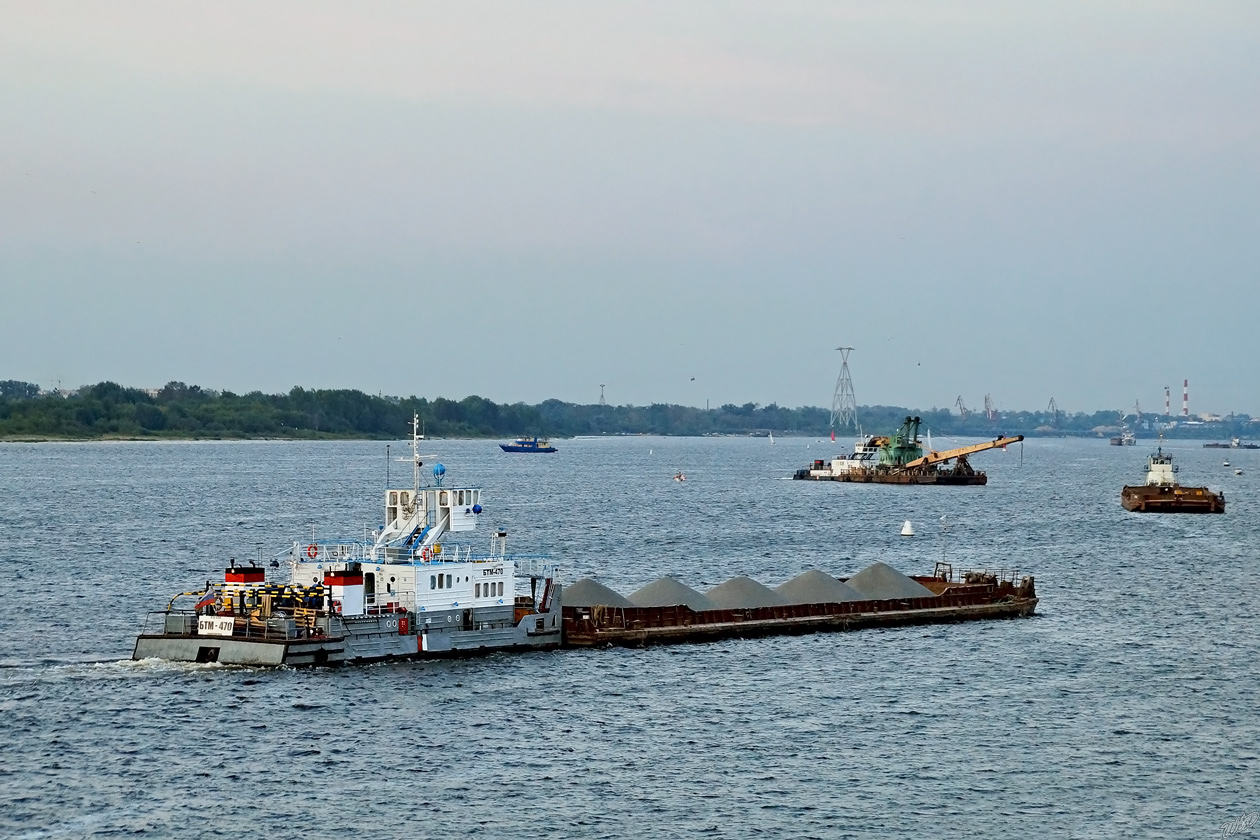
xmin=2 ymin=437 xmax=1258 ymax=838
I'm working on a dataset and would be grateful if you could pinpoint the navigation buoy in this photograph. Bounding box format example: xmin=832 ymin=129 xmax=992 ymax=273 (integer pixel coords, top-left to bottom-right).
xmin=901 ymin=520 xmax=915 ymax=537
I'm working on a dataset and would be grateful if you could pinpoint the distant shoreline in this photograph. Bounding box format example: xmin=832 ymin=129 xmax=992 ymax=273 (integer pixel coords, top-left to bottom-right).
xmin=1 ymin=432 xmax=1246 ymax=444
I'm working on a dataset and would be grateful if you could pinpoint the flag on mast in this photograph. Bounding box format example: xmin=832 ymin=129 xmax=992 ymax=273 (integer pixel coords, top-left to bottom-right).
xmin=195 ymin=583 xmax=216 ymax=610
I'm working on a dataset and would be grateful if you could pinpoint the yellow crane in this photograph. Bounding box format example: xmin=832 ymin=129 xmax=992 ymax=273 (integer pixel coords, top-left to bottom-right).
xmin=901 ymin=435 xmax=1024 ymax=469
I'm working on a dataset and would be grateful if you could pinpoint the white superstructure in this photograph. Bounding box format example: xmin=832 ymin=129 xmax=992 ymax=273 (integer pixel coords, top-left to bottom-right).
xmin=1143 ymin=448 xmax=1178 ymax=487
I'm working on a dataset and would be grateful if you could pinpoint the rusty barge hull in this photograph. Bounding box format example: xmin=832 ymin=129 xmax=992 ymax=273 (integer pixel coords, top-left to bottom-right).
xmin=1121 ymin=486 xmax=1225 ymax=513
xmin=793 ymin=462 xmax=988 ymax=485
xmin=826 ymin=470 xmax=986 ymax=485
xmin=563 ymin=583 xmax=1036 ymax=648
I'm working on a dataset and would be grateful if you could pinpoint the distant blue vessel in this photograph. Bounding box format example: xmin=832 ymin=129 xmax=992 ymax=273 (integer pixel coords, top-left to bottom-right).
xmin=500 ymin=436 xmax=557 ymax=453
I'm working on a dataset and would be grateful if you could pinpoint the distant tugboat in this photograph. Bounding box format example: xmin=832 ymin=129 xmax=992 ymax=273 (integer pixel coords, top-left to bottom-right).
xmin=1110 ymin=431 xmax=1136 ymax=446
xmin=499 ymin=436 xmax=557 ymax=453
xmin=1121 ymin=443 xmax=1225 ymax=514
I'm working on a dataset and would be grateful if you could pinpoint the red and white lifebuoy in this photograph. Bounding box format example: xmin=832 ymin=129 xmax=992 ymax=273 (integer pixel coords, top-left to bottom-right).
xmin=331 ymin=599 xmax=342 ymax=615
xmin=420 ymin=547 xmax=431 ymax=561
xmin=306 ymin=544 xmax=318 ymax=559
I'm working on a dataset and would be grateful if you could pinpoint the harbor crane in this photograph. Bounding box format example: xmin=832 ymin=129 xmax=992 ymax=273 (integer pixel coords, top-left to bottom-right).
xmin=1047 ymin=397 xmax=1060 ymax=428
xmin=955 ymin=396 xmax=969 ymax=421
xmin=903 ymin=434 xmax=1025 ymax=469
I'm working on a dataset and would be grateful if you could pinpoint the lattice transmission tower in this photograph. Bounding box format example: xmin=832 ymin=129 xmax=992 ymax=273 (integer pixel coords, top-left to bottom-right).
xmin=599 ymin=384 xmax=606 ymax=406
xmin=830 ymin=347 xmax=858 ymax=434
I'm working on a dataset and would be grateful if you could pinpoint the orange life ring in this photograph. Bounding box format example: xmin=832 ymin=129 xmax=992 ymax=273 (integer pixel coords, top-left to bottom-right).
xmin=306 ymin=544 xmax=318 ymax=559
xmin=420 ymin=547 xmax=431 ymax=561
xmin=331 ymin=599 xmax=342 ymax=615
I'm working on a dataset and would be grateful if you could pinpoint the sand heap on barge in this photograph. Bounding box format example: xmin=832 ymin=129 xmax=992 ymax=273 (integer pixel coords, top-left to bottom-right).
xmin=793 ymin=416 xmax=1023 ymax=486
xmin=563 ymin=561 xmax=1037 ymax=648
xmin=1121 ymin=443 xmax=1225 ymax=514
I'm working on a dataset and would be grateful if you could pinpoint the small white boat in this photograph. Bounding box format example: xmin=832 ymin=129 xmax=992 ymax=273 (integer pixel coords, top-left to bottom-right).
xmin=769 ymin=431 xmax=775 ymax=445
xmin=673 ymin=472 xmax=687 ymax=482
xmin=1235 ymin=469 xmax=1243 ymax=475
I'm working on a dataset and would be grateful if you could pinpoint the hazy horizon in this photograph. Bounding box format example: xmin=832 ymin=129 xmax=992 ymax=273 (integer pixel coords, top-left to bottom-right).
xmin=3 ymin=3 xmax=1257 ymax=414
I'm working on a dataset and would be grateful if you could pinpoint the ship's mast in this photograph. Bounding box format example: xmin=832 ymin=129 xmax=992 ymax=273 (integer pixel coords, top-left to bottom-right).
xmin=411 ymin=413 xmax=423 ymax=493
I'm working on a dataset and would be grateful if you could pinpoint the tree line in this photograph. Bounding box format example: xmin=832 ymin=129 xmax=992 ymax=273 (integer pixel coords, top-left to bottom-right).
xmin=0 ymin=379 xmax=1252 ymax=440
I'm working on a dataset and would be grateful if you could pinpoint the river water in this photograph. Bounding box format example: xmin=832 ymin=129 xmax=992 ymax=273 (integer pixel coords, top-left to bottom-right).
xmin=1 ymin=436 xmax=1257 ymax=838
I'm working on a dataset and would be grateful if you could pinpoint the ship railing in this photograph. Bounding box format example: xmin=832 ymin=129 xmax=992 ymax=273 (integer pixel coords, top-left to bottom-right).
xmin=957 ymin=566 xmax=1021 ymax=586
xmin=510 ymin=556 xmax=558 ymax=578
xmin=141 ymin=608 xmax=329 ymax=641
xmin=364 ymin=586 xmax=418 ymax=614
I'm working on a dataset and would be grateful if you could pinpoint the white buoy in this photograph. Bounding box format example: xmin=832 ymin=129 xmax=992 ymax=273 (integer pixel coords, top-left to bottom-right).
xmin=901 ymin=520 xmax=915 ymax=537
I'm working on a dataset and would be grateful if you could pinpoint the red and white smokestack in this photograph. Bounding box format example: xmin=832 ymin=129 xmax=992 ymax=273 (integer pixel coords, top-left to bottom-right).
xmin=1182 ymin=379 xmax=1189 ymax=417
xmin=1164 ymin=386 xmax=1170 ymax=416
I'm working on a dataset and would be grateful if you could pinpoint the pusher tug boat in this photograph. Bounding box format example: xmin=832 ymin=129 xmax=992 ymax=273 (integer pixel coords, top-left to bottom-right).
xmin=133 ymin=418 xmax=562 ymax=666
xmin=1120 ymin=441 xmax=1225 ymax=514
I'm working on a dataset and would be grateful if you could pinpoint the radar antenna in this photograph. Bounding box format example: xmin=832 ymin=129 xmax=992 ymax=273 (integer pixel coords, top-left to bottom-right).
xmin=830 ymin=347 xmax=858 ymax=434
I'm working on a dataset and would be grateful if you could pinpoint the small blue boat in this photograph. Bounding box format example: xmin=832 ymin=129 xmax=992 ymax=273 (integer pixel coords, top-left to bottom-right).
xmin=499 ymin=436 xmax=557 ymax=453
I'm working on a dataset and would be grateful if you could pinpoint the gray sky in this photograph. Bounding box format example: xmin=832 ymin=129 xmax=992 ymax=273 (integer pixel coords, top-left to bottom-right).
xmin=3 ymin=2 xmax=1258 ymax=415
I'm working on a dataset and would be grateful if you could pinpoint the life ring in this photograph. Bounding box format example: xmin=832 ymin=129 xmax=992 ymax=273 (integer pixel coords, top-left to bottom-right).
xmin=331 ymin=599 xmax=342 ymax=615
xmin=306 ymin=544 xmax=318 ymax=559
xmin=420 ymin=547 xmax=431 ymax=561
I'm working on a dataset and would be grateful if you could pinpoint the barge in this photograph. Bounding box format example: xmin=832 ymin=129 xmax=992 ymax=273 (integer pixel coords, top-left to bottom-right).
xmin=134 ymin=417 xmax=562 ymax=666
xmin=564 ymin=564 xmax=1037 ymax=648
xmin=1121 ymin=443 xmax=1225 ymax=513
xmin=1204 ymin=438 xmax=1260 ymax=450
xmin=793 ymin=416 xmax=1022 ymax=486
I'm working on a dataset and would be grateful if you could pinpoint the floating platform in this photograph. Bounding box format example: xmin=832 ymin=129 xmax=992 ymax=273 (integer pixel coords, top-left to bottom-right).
xmin=563 ymin=574 xmax=1036 ymax=648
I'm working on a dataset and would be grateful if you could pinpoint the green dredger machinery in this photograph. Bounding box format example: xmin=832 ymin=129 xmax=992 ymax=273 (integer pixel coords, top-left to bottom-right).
xmin=878 ymin=416 xmax=926 ymax=467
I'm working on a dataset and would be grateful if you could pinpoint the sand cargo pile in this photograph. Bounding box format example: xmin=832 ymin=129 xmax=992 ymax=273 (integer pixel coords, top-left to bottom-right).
xmin=563 ymin=561 xmax=1037 ymax=648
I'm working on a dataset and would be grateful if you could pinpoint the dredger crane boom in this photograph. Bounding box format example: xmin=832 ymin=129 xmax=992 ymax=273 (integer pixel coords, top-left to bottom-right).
xmin=902 ymin=435 xmax=1024 ymax=469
